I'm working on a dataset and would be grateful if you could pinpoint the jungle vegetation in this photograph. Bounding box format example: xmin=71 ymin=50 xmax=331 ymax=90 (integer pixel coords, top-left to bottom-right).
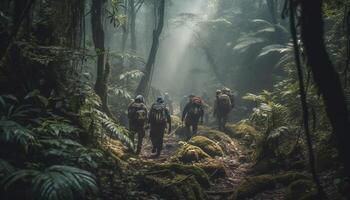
xmin=0 ymin=0 xmax=349 ymax=199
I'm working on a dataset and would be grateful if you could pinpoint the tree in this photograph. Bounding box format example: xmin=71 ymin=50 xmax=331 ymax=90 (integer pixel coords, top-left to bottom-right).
xmin=298 ymin=0 xmax=350 ymax=189
xmin=91 ymin=0 xmax=113 ymax=116
xmin=135 ymin=0 xmax=165 ymax=97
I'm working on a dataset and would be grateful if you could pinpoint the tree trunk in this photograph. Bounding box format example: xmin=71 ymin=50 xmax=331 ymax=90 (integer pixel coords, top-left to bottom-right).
xmin=135 ymin=0 xmax=165 ymax=97
xmin=300 ymin=0 xmax=350 ymax=186
xmin=129 ymin=0 xmax=137 ymax=53
xmin=91 ymin=0 xmax=110 ymax=114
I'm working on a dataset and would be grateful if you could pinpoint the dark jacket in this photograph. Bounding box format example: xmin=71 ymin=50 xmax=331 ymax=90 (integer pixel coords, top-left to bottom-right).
xmin=182 ymin=102 xmax=204 ymax=123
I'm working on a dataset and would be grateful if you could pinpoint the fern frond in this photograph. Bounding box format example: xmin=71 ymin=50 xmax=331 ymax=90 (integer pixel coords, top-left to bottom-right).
xmin=0 ymin=120 xmax=35 ymax=150
xmin=0 ymin=159 xmax=15 ymax=178
xmin=94 ymin=109 xmax=133 ymax=149
xmin=1 ymin=165 xmax=98 ymax=200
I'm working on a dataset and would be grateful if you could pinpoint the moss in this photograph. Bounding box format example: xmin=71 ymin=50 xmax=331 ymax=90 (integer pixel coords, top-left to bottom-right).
xmin=194 ymin=159 xmax=227 ymax=179
xmin=188 ymin=136 xmax=224 ymax=157
xmin=141 ymin=174 xmax=207 ymax=200
xmin=172 ymin=144 xmax=211 ymax=163
xmin=198 ymin=126 xmax=233 ymax=152
xmin=235 ymin=174 xmax=275 ymax=199
xmin=285 ymin=179 xmax=317 ymax=200
xmin=235 ymin=172 xmax=309 ymax=199
xmin=226 ymin=121 xmax=259 ymax=145
xmin=151 ymin=163 xmax=210 ymax=188
xmin=105 ymin=138 xmax=130 ymax=160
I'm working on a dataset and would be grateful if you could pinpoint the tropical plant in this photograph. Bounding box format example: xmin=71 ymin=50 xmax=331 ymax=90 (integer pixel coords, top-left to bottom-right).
xmin=1 ymin=165 xmax=98 ymax=200
xmin=0 ymin=159 xmax=15 ymax=179
xmin=35 ymin=117 xmax=79 ymax=138
xmin=0 ymin=120 xmax=35 ymax=152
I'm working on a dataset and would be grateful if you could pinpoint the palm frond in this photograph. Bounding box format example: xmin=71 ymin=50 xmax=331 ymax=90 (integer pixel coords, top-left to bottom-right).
xmin=233 ymin=36 xmax=265 ymax=52
xmin=0 ymin=120 xmax=35 ymax=150
xmin=95 ymin=109 xmax=134 ymax=149
xmin=1 ymin=165 xmax=98 ymax=200
xmin=119 ymin=69 xmax=143 ymax=80
xmin=258 ymin=44 xmax=292 ymax=58
xmin=0 ymin=159 xmax=15 ymax=178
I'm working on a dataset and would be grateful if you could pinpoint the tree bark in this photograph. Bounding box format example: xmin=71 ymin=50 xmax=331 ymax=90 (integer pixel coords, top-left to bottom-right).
xmin=299 ymin=0 xmax=350 ymax=186
xmin=135 ymin=0 xmax=165 ymax=97
xmin=129 ymin=0 xmax=137 ymax=53
xmin=91 ymin=0 xmax=112 ymax=116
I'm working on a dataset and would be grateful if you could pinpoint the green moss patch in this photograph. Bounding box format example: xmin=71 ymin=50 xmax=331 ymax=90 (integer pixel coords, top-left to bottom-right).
xmin=194 ymin=159 xmax=228 ymax=179
xmin=150 ymin=163 xmax=210 ymax=188
xmin=139 ymin=163 xmax=211 ymax=200
xmin=172 ymin=144 xmax=211 ymax=163
xmin=235 ymin=172 xmax=309 ymax=199
xmin=188 ymin=136 xmax=224 ymax=157
xmin=141 ymin=174 xmax=207 ymax=200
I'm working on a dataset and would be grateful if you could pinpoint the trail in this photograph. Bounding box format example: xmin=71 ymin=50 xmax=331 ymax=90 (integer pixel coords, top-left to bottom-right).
xmin=133 ymin=123 xmax=253 ymax=199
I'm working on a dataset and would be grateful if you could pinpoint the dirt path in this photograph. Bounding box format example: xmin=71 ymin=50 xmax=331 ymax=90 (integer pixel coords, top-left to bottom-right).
xmin=136 ymin=126 xmax=253 ymax=200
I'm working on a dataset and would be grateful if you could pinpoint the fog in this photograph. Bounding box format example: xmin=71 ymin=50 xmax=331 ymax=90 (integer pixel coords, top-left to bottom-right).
xmin=152 ymin=0 xmax=218 ymax=99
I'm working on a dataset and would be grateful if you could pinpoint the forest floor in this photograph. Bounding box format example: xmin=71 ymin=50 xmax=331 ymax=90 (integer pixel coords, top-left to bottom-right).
xmin=125 ymin=123 xmax=285 ymax=200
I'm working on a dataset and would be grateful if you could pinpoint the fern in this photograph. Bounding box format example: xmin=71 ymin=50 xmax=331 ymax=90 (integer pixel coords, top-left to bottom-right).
xmin=1 ymin=165 xmax=98 ymax=200
xmin=0 ymin=120 xmax=35 ymax=151
xmin=95 ymin=109 xmax=134 ymax=149
xmin=0 ymin=159 xmax=15 ymax=178
xmin=35 ymin=117 xmax=79 ymax=137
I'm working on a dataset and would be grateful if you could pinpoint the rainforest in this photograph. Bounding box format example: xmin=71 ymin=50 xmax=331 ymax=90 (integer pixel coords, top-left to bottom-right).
xmin=0 ymin=0 xmax=350 ymax=200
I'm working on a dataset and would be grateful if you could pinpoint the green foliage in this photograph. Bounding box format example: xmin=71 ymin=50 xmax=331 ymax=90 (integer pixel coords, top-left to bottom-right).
xmin=35 ymin=117 xmax=79 ymax=137
xmin=1 ymin=165 xmax=98 ymax=200
xmin=0 ymin=159 xmax=15 ymax=178
xmin=78 ymin=86 xmax=134 ymax=149
xmin=0 ymin=120 xmax=35 ymax=151
xmin=243 ymin=91 xmax=288 ymax=130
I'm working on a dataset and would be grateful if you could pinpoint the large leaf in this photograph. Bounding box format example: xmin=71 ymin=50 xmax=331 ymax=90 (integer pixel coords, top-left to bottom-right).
xmin=1 ymin=165 xmax=98 ymax=200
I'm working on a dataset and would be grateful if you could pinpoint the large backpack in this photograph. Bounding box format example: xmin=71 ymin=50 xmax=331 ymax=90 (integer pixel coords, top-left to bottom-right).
xmin=217 ymin=94 xmax=232 ymax=113
xmin=188 ymin=97 xmax=203 ymax=118
xmin=129 ymin=103 xmax=147 ymax=123
xmin=150 ymin=103 xmax=167 ymax=124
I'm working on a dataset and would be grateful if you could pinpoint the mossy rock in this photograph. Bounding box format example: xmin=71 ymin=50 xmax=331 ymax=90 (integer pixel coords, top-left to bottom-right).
xmin=226 ymin=121 xmax=259 ymax=145
xmin=198 ymin=126 xmax=234 ymax=152
xmin=141 ymin=174 xmax=207 ymax=200
xmin=105 ymin=138 xmax=130 ymax=160
xmin=235 ymin=174 xmax=275 ymax=199
xmin=285 ymin=179 xmax=318 ymax=200
xmin=235 ymin=172 xmax=309 ymax=199
xmin=150 ymin=163 xmax=210 ymax=188
xmin=194 ymin=159 xmax=228 ymax=179
xmin=188 ymin=136 xmax=224 ymax=157
xmin=172 ymin=144 xmax=211 ymax=163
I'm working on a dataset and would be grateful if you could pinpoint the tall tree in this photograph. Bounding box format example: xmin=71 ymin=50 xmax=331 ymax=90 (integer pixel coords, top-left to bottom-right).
xmin=135 ymin=0 xmax=165 ymax=97
xmin=91 ymin=0 xmax=112 ymax=116
xmin=299 ymin=0 xmax=350 ymax=189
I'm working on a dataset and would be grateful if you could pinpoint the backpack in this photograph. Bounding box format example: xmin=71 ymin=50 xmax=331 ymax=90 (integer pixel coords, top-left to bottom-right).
xmin=129 ymin=103 xmax=147 ymax=123
xmin=217 ymin=94 xmax=232 ymax=112
xmin=150 ymin=103 xmax=167 ymax=124
xmin=188 ymin=97 xmax=203 ymax=118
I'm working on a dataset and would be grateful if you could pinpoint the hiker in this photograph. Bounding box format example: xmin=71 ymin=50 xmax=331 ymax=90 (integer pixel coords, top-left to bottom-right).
xmin=213 ymin=88 xmax=234 ymax=130
xmin=182 ymin=96 xmax=204 ymax=140
xmin=222 ymin=87 xmax=235 ymax=109
xmin=127 ymin=95 xmax=148 ymax=154
xmin=148 ymin=96 xmax=172 ymax=157
xmin=164 ymin=92 xmax=173 ymax=115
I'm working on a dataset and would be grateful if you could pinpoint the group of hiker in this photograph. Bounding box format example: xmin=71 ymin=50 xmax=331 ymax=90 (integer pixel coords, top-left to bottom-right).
xmin=127 ymin=87 xmax=235 ymax=157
